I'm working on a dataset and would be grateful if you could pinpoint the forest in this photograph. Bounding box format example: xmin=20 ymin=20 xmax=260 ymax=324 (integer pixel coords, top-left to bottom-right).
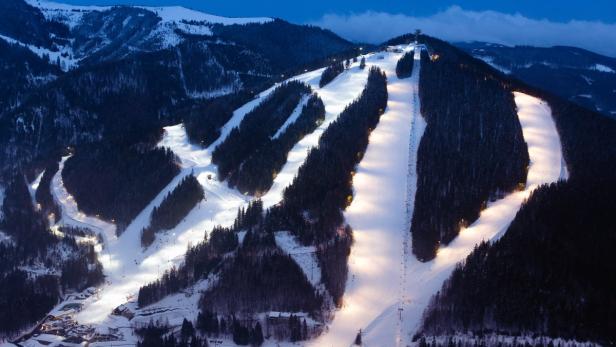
xmin=0 ymin=174 xmax=104 ymax=334
xmin=34 ymin=158 xmax=62 ymax=222
xmin=319 ymin=61 xmax=345 ymax=87
xmin=137 ymin=224 xmax=238 ymax=307
xmin=411 ymin=36 xmax=529 ymax=261
xmin=272 ymin=66 xmax=388 ymax=244
xmin=395 ymin=50 xmax=415 ymax=79
xmin=212 ymin=81 xmax=311 ymax=183
xmin=136 ymin=320 xmax=212 ymax=347
xmin=62 ymin=144 xmax=180 ymax=232
xmin=199 ymin=247 xmax=323 ymax=318
xmin=141 ymin=174 xmax=205 ymax=247
xmin=415 ymin=37 xmax=616 ymax=345
xmin=231 ymin=94 xmax=325 ymax=195
xmin=182 ymin=93 xmax=251 ymax=147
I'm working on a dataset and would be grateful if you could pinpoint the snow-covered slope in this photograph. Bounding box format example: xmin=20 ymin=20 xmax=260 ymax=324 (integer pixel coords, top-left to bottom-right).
xmin=19 ymin=60 xmax=365 ymax=344
xmin=52 ymin=156 xmax=117 ymax=245
xmin=20 ymin=0 xmax=272 ymax=69
xmin=261 ymin=59 xmax=373 ymax=208
xmin=353 ymin=94 xmax=565 ymax=347
xmin=27 ymin=0 xmax=271 ymax=28
xmin=305 ymin=44 xmax=566 ymax=346
xmin=141 ymin=5 xmax=271 ymax=26
xmin=0 ymin=34 xmax=79 ymax=71
xmin=308 ymin=44 xmax=427 ymax=347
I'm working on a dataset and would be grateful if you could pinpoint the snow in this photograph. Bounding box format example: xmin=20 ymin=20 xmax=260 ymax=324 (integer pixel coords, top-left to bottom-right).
xmin=275 ymin=231 xmax=321 ymax=288
xmin=140 ymin=6 xmax=271 ymax=26
xmin=140 ymin=6 xmax=270 ymax=50
xmin=17 ymin=39 xmax=567 ymax=346
xmin=0 ymin=34 xmax=79 ymax=71
xmin=474 ymin=55 xmax=512 ymax=74
xmin=310 ymin=46 xmax=566 ymax=346
xmin=308 ymin=44 xmax=426 ymax=347
xmin=15 ymin=54 xmax=373 ymax=345
xmin=131 ymin=278 xmax=215 ymax=329
xmin=35 ymin=75 xmax=297 ymax=341
xmin=27 ymin=0 xmax=271 ymax=27
xmin=72 ymin=141 xmax=247 ymax=327
xmin=24 ymin=0 xmax=272 ymax=67
xmin=271 ymin=94 xmax=311 ymax=140
xmin=28 ymin=170 xmax=45 ymax=211
xmin=260 ymin=56 xmax=377 ymax=208
xmin=591 ymin=63 xmax=615 ymax=73
xmin=51 ymin=156 xmax=117 ymax=246
xmin=25 ymin=0 xmax=109 ymax=28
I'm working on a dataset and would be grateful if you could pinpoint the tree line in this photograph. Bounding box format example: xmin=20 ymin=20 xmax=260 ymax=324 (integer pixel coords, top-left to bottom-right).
xmin=141 ymin=174 xmax=205 ymax=247
xmin=231 ymin=94 xmax=325 ymax=195
xmin=414 ymin=35 xmax=616 ymax=345
xmin=62 ymin=144 xmax=180 ymax=233
xmin=395 ymin=50 xmax=415 ymax=79
xmin=412 ymin=36 xmax=529 ymax=261
xmin=0 ymin=173 xmax=104 ymax=335
xmin=212 ymin=81 xmax=311 ymax=183
xmin=319 ymin=61 xmax=345 ymax=87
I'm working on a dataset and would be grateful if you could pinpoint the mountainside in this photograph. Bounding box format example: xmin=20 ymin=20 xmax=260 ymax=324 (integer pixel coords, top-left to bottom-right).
xmin=0 ymin=3 xmax=615 ymax=347
xmin=0 ymin=0 xmax=357 ymax=178
xmin=456 ymin=42 xmax=616 ymax=119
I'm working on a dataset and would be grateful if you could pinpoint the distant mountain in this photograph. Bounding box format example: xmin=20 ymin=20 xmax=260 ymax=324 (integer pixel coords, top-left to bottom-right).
xmin=456 ymin=42 xmax=616 ymax=118
xmin=0 ymin=0 xmax=357 ymax=175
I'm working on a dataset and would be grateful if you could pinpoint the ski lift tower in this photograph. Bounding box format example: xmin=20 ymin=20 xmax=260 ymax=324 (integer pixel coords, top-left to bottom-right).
xmin=414 ymin=29 xmax=421 ymax=45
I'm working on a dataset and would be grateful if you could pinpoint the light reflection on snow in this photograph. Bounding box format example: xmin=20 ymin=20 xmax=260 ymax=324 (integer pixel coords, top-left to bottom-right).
xmin=54 ymin=60 xmax=374 ymax=333
xmin=311 ymin=48 xmax=566 ymax=347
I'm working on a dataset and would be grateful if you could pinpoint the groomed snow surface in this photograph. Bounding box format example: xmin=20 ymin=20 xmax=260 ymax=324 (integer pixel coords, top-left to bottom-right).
xmin=308 ymin=44 xmax=428 ymax=347
xmin=314 ymin=84 xmax=565 ymax=345
xmin=22 ymin=55 xmax=376 ymax=346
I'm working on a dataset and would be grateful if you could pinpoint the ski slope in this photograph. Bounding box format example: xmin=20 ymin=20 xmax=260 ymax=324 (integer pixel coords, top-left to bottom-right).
xmin=308 ymin=44 xmax=426 ymax=347
xmin=356 ymin=96 xmax=565 ymax=345
xmin=51 ymin=156 xmax=117 ymax=246
xmin=19 ymin=57 xmax=373 ymax=345
xmin=272 ymin=95 xmax=311 ymax=140
xmin=275 ymin=231 xmax=322 ymax=288
xmin=18 ymin=38 xmax=568 ymax=346
xmin=261 ymin=58 xmax=374 ymax=208
xmin=309 ymin=46 xmax=566 ymax=346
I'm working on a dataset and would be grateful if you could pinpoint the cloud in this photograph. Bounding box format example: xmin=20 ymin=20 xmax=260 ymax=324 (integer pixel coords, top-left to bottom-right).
xmin=311 ymin=6 xmax=616 ymax=57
